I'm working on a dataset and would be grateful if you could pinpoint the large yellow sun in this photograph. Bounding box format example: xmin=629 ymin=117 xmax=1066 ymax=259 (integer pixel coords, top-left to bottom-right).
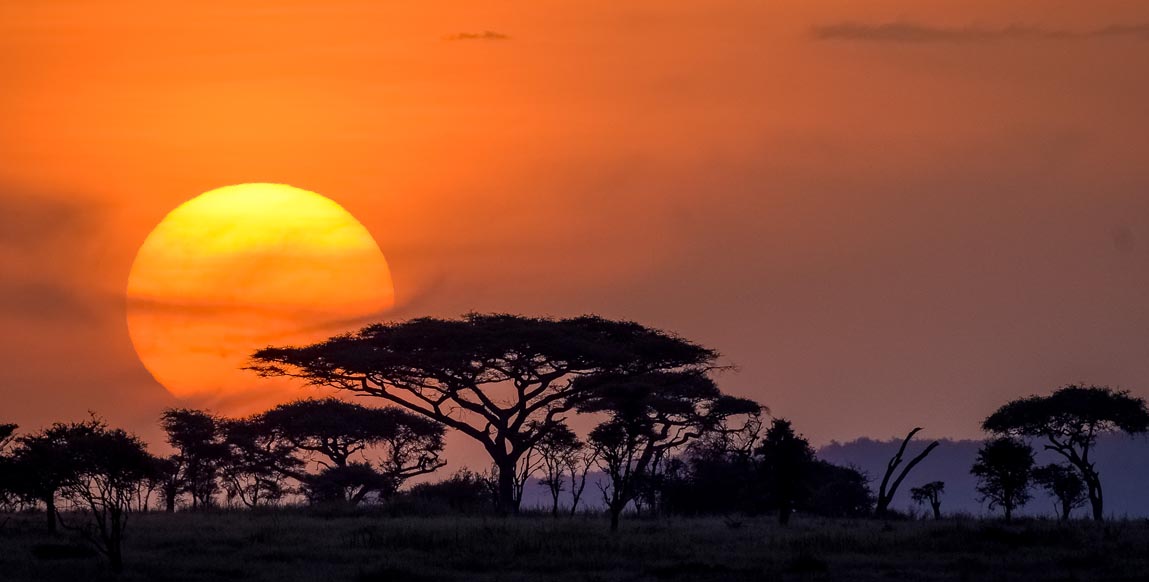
xmin=126 ymin=183 xmax=394 ymax=407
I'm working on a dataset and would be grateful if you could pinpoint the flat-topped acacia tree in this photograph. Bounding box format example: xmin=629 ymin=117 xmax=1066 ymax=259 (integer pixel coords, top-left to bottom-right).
xmin=983 ymin=384 xmax=1149 ymax=521
xmin=249 ymin=313 xmax=721 ymax=512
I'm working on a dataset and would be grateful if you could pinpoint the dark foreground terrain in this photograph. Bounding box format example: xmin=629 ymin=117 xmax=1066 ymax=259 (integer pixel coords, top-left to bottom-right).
xmin=2 ymin=512 xmax=1147 ymax=581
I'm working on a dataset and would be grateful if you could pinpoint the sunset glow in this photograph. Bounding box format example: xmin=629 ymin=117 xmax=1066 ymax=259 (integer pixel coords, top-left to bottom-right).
xmin=126 ymin=183 xmax=394 ymax=404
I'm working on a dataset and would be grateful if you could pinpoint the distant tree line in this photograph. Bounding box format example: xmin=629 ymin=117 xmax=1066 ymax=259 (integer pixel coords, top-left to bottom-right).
xmin=2 ymin=314 xmax=1148 ymax=572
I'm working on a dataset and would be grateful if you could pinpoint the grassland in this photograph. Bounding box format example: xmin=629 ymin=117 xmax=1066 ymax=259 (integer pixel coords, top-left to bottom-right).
xmin=2 ymin=511 xmax=1147 ymax=581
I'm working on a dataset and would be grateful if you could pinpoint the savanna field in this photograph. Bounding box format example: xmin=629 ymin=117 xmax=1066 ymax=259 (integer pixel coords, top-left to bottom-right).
xmin=3 ymin=512 xmax=1148 ymax=582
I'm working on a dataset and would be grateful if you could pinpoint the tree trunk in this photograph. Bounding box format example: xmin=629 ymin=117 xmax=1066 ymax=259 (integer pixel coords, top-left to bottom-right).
xmin=496 ymin=459 xmax=517 ymax=514
xmin=1060 ymin=500 xmax=1071 ymax=522
xmin=44 ymin=496 xmax=57 ymax=533
xmin=931 ymin=501 xmax=941 ymax=520
xmin=1004 ymin=505 xmax=1012 ymax=523
xmin=778 ymin=501 xmax=792 ymax=526
xmin=609 ymin=505 xmax=621 ymax=532
xmin=1087 ymin=477 xmax=1104 ymax=521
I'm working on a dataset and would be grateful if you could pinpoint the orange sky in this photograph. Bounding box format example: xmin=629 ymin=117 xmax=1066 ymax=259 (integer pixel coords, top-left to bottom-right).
xmin=2 ymin=1 xmax=1149 ymax=453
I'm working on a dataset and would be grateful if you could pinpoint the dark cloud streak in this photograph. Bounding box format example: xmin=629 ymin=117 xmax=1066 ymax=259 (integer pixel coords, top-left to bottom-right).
xmin=812 ymin=21 xmax=1149 ymax=43
xmin=444 ymin=31 xmax=510 ymax=41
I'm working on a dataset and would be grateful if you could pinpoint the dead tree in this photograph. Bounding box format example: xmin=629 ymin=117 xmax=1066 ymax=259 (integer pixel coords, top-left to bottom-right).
xmin=875 ymin=427 xmax=939 ymax=517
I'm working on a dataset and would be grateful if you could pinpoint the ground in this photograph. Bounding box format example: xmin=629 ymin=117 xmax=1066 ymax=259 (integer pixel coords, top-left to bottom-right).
xmin=1 ymin=512 xmax=1147 ymax=581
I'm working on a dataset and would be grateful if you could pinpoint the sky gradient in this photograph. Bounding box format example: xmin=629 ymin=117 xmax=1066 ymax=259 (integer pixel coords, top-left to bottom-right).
xmin=2 ymin=1 xmax=1148 ymax=454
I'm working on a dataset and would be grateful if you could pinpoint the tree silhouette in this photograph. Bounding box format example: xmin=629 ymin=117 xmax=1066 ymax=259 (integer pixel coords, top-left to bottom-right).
xmin=1032 ymin=464 xmax=1087 ymax=522
xmin=151 ymin=455 xmax=181 ymax=513
xmin=511 ymin=445 xmax=543 ymax=510
xmin=807 ymin=462 xmax=873 ymax=518
xmin=909 ymin=481 xmax=945 ymax=520
xmin=219 ymin=418 xmax=301 ymax=508
xmin=983 ymin=385 xmax=1149 ymax=521
xmin=250 ymin=314 xmax=721 ymax=512
xmin=875 ymin=428 xmax=939 ymax=517
xmin=257 ymin=398 xmax=446 ymax=502
xmin=409 ymin=468 xmax=497 ymax=513
xmin=565 ymin=442 xmax=598 ymax=516
xmin=971 ymin=437 xmax=1034 ymax=523
xmin=9 ymin=423 xmax=82 ymax=532
xmin=755 ymin=418 xmax=815 ymax=525
xmin=578 ymin=371 xmax=761 ymax=531
xmin=532 ymin=423 xmax=582 ymax=517
xmin=659 ymin=419 xmax=762 ymax=516
xmin=304 ymin=462 xmax=396 ymax=505
xmin=57 ymin=420 xmax=156 ymax=572
xmin=159 ymin=409 xmax=229 ymax=510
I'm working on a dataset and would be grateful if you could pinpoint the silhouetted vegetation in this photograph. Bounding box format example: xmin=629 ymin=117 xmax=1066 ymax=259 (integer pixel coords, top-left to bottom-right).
xmin=575 ymin=371 xmax=761 ymax=530
xmin=971 ymin=437 xmax=1034 ymax=523
xmin=159 ymin=409 xmax=229 ymax=510
xmin=755 ymin=418 xmax=815 ymax=525
xmin=532 ymin=423 xmax=583 ymax=517
xmin=875 ymin=427 xmax=940 ymax=517
xmin=4 ymin=315 xmax=1149 ymax=578
xmin=1032 ymin=464 xmax=1087 ymax=521
xmin=250 ymin=314 xmax=727 ymax=513
xmin=910 ymin=481 xmax=946 ymax=519
xmin=983 ymin=384 xmax=1149 ymax=521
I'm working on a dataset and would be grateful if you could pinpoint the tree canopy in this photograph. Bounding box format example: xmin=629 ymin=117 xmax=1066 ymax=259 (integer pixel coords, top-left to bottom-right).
xmin=982 ymin=384 xmax=1149 ymax=520
xmin=47 ymin=419 xmax=156 ymax=572
xmin=578 ymin=371 xmax=761 ymax=530
xmin=256 ymin=398 xmax=446 ymax=503
xmin=971 ymin=437 xmax=1034 ymax=523
xmin=250 ymin=313 xmax=725 ymax=511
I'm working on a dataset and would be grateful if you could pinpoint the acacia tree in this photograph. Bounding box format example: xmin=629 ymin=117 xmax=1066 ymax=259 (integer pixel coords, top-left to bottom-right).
xmin=159 ymin=409 xmax=229 ymax=510
xmin=578 ymin=371 xmax=761 ymax=531
xmin=875 ymin=428 xmax=940 ymax=517
xmin=10 ymin=424 xmax=81 ymax=532
xmin=983 ymin=385 xmax=1149 ymax=521
xmin=152 ymin=456 xmax=182 ymax=513
xmin=251 ymin=314 xmax=722 ymax=512
xmin=755 ymin=418 xmax=815 ymax=525
xmin=910 ymin=481 xmax=945 ymax=520
xmin=256 ymin=398 xmax=446 ymax=503
xmin=1032 ymin=464 xmax=1087 ymax=522
xmin=219 ymin=418 xmax=301 ymax=508
xmin=49 ymin=419 xmax=157 ymax=573
xmin=971 ymin=437 xmax=1034 ymax=523
xmin=533 ymin=423 xmax=583 ymax=517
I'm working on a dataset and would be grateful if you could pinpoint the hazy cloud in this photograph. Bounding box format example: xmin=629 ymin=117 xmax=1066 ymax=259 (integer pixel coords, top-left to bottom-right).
xmin=0 ymin=280 xmax=93 ymax=321
xmin=444 ymin=31 xmax=510 ymax=41
xmin=812 ymin=22 xmax=1149 ymax=43
xmin=0 ymin=186 xmax=105 ymax=321
xmin=0 ymin=188 xmax=98 ymax=251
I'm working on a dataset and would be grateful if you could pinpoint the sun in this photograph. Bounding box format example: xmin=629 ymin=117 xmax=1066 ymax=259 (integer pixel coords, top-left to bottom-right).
xmin=126 ymin=183 xmax=394 ymax=407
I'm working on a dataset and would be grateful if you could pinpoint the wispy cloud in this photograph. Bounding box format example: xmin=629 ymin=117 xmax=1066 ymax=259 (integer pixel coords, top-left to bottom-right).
xmin=444 ymin=31 xmax=510 ymax=41
xmin=812 ymin=22 xmax=1149 ymax=43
